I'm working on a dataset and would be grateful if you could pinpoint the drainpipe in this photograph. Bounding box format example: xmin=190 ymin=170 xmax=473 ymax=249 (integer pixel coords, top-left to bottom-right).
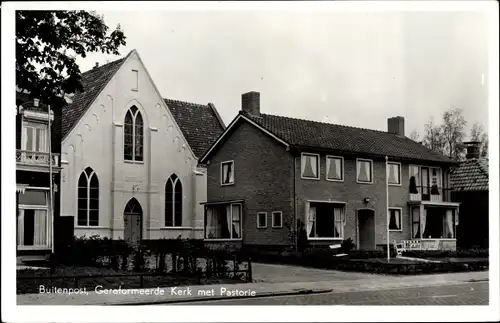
xmin=385 ymin=155 xmax=390 ymax=262
xmin=293 ymin=152 xmax=298 ymax=255
xmin=48 ymin=105 xmax=54 ymax=254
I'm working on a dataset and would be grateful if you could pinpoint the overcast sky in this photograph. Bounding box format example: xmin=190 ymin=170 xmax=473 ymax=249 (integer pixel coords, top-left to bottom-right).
xmin=76 ymin=9 xmax=490 ymax=139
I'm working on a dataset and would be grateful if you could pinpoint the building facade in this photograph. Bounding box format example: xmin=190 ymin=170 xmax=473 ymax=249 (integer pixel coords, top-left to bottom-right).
xmin=200 ymin=92 xmax=460 ymax=251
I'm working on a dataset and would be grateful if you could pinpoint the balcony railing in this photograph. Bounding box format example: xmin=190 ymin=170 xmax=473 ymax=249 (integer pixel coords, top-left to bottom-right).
xmin=409 ymin=186 xmax=453 ymax=203
xmin=16 ymin=150 xmax=59 ymax=167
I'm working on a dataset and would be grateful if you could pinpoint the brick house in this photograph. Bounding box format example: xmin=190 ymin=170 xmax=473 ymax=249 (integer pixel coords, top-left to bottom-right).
xmin=16 ymin=91 xmax=62 ymax=262
xmin=450 ymin=142 xmax=489 ymax=249
xmin=199 ymin=91 xmax=461 ymax=252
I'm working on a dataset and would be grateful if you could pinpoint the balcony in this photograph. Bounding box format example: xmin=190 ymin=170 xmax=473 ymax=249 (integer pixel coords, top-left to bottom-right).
xmin=409 ymin=186 xmax=453 ymax=203
xmin=16 ymin=150 xmax=59 ymax=169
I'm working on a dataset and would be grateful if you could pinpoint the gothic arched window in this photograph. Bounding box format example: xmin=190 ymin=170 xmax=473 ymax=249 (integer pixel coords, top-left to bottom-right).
xmin=165 ymin=174 xmax=182 ymax=227
xmin=124 ymin=106 xmax=143 ymax=161
xmin=77 ymin=167 xmax=99 ymax=226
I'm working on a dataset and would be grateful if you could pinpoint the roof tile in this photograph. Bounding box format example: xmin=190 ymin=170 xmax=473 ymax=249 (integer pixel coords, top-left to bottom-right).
xmin=450 ymin=158 xmax=489 ymax=191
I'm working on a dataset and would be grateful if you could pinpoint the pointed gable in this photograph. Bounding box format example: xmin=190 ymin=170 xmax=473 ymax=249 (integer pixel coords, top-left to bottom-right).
xmin=61 ymin=53 xmax=130 ymax=139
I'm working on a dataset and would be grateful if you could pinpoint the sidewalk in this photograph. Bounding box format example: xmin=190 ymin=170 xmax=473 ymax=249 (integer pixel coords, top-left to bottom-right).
xmin=17 ymin=271 xmax=488 ymax=305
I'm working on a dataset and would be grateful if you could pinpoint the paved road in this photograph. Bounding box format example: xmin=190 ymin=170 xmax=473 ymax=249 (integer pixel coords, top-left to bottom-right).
xmin=179 ymin=281 xmax=488 ymax=305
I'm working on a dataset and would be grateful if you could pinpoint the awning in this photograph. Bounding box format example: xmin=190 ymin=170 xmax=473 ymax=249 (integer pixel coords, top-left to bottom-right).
xmin=200 ymin=199 xmax=244 ymax=206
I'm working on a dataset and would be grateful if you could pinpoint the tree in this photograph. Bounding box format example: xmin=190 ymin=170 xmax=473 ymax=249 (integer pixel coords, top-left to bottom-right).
xmin=470 ymin=122 xmax=489 ymax=158
xmin=422 ymin=117 xmax=446 ymax=155
xmin=16 ymin=10 xmax=127 ymax=106
xmin=409 ymin=129 xmax=420 ymax=142
xmin=441 ymin=108 xmax=467 ymax=160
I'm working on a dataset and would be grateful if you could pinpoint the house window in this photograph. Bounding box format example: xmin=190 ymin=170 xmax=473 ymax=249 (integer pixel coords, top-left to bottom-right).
xmin=387 ymin=162 xmax=401 ymax=185
xmin=77 ymin=167 xmax=99 ymax=226
xmin=356 ymin=159 xmax=373 ymax=183
xmin=221 ymin=161 xmax=234 ymax=185
xmin=307 ymin=202 xmax=345 ymax=239
xmin=23 ymin=122 xmax=48 ymax=152
xmin=165 ymin=174 xmax=182 ymax=227
xmin=257 ymin=212 xmax=267 ymax=228
xmin=17 ymin=189 xmax=50 ymax=247
xmin=301 ymin=153 xmax=319 ymax=179
xmin=326 ymin=156 xmax=343 ymax=181
xmin=272 ymin=211 xmax=283 ymax=228
xmin=388 ymin=208 xmax=402 ymax=231
xmin=124 ymin=106 xmax=144 ymax=162
xmin=205 ymin=203 xmax=242 ymax=239
xmin=409 ymin=165 xmax=420 ymax=194
xmin=132 ymin=70 xmax=139 ymax=91
xmin=412 ymin=207 xmax=456 ymax=239
xmin=409 ymin=165 xmax=443 ymax=200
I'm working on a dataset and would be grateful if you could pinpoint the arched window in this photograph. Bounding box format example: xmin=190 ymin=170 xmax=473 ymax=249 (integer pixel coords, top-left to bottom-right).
xmin=124 ymin=106 xmax=143 ymax=161
xmin=77 ymin=167 xmax=99 ymax=226
xmin=165 ymin=174 xmax=182 ymax=227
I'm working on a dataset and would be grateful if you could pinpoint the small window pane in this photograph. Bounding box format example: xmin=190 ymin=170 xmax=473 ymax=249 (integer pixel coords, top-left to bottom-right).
xmin=388 ymin=163 xmax=401 ymax=184
xmin=89 ymin=210 xmax=99 ymax=226
xmin=327 ymin=157 xmax=343 ymax=180
xmin=232 ymin=204 xmax=241 ymax=221
xmin=19 ymin=190 xmax=47 ymax=206
xmin=222 ymin=162 xmax=234 ymax=184
xmin=389 ymin=209 xmax=402 ymax=231
xmin=257 ymin=213 xmax=267 ymax=228
xmin=357 ymin=160 xmax=372 ymax=182
xmin=302 ymin=154 xmax=318 ymax=178
xmin=272 ymin=212 xmax=282 ymax=227
xmin=77 ymin=209 xmax=87 ymax=226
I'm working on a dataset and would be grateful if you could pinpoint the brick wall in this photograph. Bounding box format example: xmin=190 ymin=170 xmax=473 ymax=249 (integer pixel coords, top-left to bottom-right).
xmin=206 ymin=121 xmax=294 ymax=246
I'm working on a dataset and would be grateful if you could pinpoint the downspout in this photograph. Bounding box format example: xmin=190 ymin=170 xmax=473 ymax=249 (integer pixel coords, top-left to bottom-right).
xmin=293 ymin=152 xmax=297 ymax=255
xmin=48 ymin=105 xmax=54 ymax=254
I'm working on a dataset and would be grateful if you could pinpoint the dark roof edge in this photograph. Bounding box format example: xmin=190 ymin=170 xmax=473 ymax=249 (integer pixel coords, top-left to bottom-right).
xmin=62 ymin=50 xmax=133 ymax=141
xmin=207 ymin=102 xmax=226 ymax=130
xmin=290 ymin=145 xmax=459 ymax=166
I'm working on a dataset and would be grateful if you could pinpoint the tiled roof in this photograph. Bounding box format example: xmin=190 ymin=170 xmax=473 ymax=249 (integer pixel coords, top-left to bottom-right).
xmin=242 ymin=111 xmax=456 ymax=163
xmin=164 ymin=99 xmax=225 ymax=158
xmin=450 ymin=158 xmax=489 ymax=191
xmin=61 ymin=54 xmax=129 ymax=138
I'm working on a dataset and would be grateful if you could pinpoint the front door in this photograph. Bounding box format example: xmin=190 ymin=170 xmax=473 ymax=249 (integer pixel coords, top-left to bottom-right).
xmin=358 ymin=209 xmax=375 ymax=250
xmin=124 ymin=198 xmax=143 ymax=248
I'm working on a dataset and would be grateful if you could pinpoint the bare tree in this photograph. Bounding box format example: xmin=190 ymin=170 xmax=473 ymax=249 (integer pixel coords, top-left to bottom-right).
xmin=409 ymin=129 xmax=420 ymax=142
xmin=422 ymin=117 xmax=446 ymax=155
xmin=442 ymin=108 xmax=467 ymax=160
xmin=470 ymin=122 xmax=489 ymax=158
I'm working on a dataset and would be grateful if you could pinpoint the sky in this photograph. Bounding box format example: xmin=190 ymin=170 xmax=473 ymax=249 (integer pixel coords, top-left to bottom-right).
xmin=74 ymin=9 xmax=490 ymax=139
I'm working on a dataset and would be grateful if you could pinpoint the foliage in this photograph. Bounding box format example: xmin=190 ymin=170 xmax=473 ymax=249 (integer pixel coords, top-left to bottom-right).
xmin=16 ymin=10 xmax=126 ymax=105
xmin=422 ymin=117 xmax=447 ymax=156
xmin=409 ymin=129 xmax=420 ymax=142
xmin=442 ymin=108 xmax=468 ymax=160
xmin=340 ymin=238 xmax=356 ymax=253
xmin=470 ymin=122 xmax=489 ymax=158
xmin=402 ymin=248 xmax=489 ymax=258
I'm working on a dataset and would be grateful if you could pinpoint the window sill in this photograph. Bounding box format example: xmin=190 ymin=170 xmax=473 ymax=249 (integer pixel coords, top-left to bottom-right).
xmin=131 ymin=89 xmax=138 ymax=92
xmin=421 ymin=238 xmax=456 ymax=241
xmin=307 ymin=237 xmax=343 ymax=241
xmin=160 ymin=226 xmax=193 ymax=230
xmin=356 ymin=180 xmax=373 ymax=184
xmin=389 ymin=229 xmax=403 ymax=232
xmin=124 ymin=160 xmax=145 ymax=165
xmin=272 ymin=226 xmax=283 ymax=228
xmin=326 ymin=178 xmax=344 ymax=182
xmin=257 ymin=226 xmax=267 ymax=229
xmin=203 ymin=238 xmax=243 ymax=242
xmin=17 ymin=245 xmax=51 ymax=251
xmin=221 ymin=182 xmax=235 ymax=187
xmin=388 ymin=183 xmax=402 ymax=187
xmin=301 ymin=177 xmax=321 ymax=181
xmin=75 ymin=226 xmax=109 ymax=229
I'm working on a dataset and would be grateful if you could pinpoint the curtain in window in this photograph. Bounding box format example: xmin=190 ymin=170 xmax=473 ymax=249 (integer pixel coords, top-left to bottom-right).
xmin=395 ymin=210 xmax=400 ymax=229
xmin=308 ymin=205 xmax=316 ymax=237
xmin=358 ymin=161 xmax=370 ymax=182
xmin=421 ymin=209 xmax=427 ymax=238
xmin=302 ymin=155 xmax=317 ymax=178
xmin=26 ymin=127 xmax=34 ymax=151
xmin=34 ymin=210 xmax=47 ymax=246
xmin=17 ymin=211 xmax=24 ymax=245
xmin=409 ymin=165 xmax=420 ymax=193
xmin=412 ymin=208 xmax=420 ymax=238
xmin=388 ymin=164 xmax=396 ymax=183
xmin=226 ymin=205 xmax=231 ymax=238
xmin=444 ymin=209 xmax=454 ymax=238
xmin=232 ymin=204 xmax=241 ymax=238
xmin=333 ymin=207 xmax=342 ymax=238
xmin=206 ymin=207 xmax=215 ymax=238
xmin=226 ymin=163 xmax=233 ymax=183
xmin=327 ymin=158 xmax=341 ymax=179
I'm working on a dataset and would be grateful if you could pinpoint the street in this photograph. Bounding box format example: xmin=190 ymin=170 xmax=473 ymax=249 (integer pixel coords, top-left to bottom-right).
xmin=179 ymin=281 xmax=488 ymax=305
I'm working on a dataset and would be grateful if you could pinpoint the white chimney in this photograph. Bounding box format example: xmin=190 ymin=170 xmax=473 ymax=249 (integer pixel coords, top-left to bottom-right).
xmin=33 ymin=98 xmax=39 ymax=107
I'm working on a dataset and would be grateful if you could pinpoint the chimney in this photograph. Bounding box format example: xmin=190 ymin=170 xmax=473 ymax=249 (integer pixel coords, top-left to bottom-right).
xmin=241 ymin=91 xmax=260 ymax=116
xmin=387 ymin=116 xmax=405 ymax=136
xmin=33 ymin=98 xmax=39 ymax=107
xmin=94 ymin=62 xmax=99 ymax=69
xmin=463 ymin=141 xmax=481 ymax=160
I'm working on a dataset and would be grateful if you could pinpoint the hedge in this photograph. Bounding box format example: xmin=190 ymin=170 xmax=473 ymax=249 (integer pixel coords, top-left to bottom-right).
xmin=402 ymin=249 xmax=489 ymax=259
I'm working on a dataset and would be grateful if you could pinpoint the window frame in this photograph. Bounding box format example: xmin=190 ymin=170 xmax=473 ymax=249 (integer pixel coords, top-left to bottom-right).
xmin=76 ymin=167 xmax=99 ymax=227
xmin=257 ymin=212 xmax=268 ymax=228
xmin=164 ymin=174 xmax=182 ymax=227
xmin=220 ymin=160 xmax=235 ymax=186
xmin=131 ymin=69 xmax=139 ymax=91
xmin=22 ymin=121 xmax=48 ymax=153
xmin=306 ymin=200 xmax=346 ymax=240
xmin=325 ymin=155 xmax=344 ymax=182
xmin=301 ymin=153 xmax=320 ymax=180
xmin=272 ymin=211 xmax=283 ymax=228
xmin=204 ymin=202 xmax=242 ymax=241
xmin=124 ymin=106 xmax=144 ymax=163
xmin=387 ymin=161 xmax=402 ymax=186
xmin=356 ymin=158 xmax=374 ymax=184
xmin=388 ymin=207 xmax=403 ymax=232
